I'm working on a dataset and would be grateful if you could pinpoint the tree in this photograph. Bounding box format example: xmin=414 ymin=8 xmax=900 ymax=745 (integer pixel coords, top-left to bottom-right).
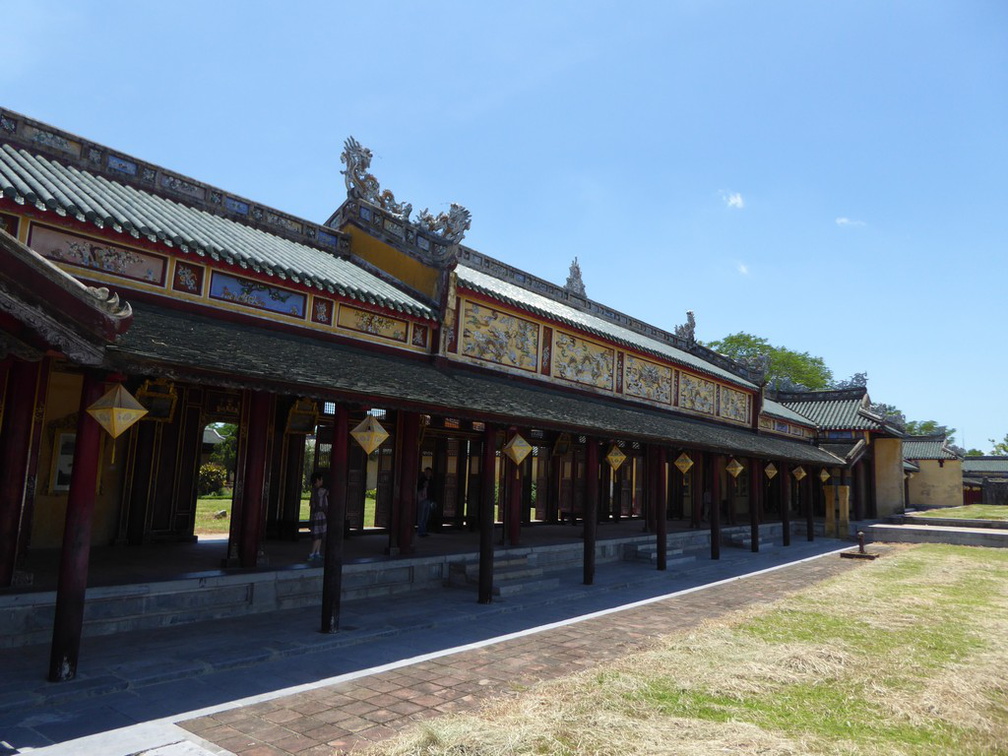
xmin=905 ymin=420 xmax=957 ymax=444
xmin=990 ymin=434 xmax=1008 ymax=456
xmin=209 ymin=423 xmax=238 ymax=475
xmin=703 ymin=332 xmax=833 ymax=390
xmin=966 ymin=448 xmax=985 ymax=457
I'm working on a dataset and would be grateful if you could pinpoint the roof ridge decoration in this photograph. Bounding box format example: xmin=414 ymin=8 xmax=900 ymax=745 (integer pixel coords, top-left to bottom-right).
xmin=340 ymin=136 xmax=472 ymax=246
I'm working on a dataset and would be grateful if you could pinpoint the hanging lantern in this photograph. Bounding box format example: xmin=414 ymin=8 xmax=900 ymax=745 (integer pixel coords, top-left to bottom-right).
xmin=502 ymin=432 xmax=532 ymax=465
xmin=86 ymin=384 xmax=148 ymax=439
xmin=351 ymin=414 xmax=389 ymax=454
xmin=674 ymin=452 xmax=693 ymax=475
xmin=726 ymin=457 xmax=744 ymax=479
xmin=605 ymin=444 xmax=627 ymax=471
xmin=819 ymin=468 xmax=831 ymax=483
xmin=764 ymin=462 xmax=778 ymax=480
xmin=792 ymin=466 xmax=807 ymax=481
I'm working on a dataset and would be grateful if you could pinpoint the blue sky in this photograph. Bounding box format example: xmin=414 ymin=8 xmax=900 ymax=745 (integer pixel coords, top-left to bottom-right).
xmin=5 ymin=1 xmax=1007 ymax=451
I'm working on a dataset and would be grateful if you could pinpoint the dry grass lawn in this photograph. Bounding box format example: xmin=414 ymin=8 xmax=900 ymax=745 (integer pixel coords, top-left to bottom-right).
xmin=363 ymin=544 xmax=1008 ymax=756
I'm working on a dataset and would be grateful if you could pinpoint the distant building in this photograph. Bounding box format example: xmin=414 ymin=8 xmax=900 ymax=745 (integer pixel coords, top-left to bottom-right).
xmin=962 ymin=457 xmax=1008 ymax=506
xmin=902 ymin=435 xmax=962 ymax=509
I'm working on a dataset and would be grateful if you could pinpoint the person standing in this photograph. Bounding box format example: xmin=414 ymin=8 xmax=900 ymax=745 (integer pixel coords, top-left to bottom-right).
xmin=307 ymin=471 xmax=329 ymax=561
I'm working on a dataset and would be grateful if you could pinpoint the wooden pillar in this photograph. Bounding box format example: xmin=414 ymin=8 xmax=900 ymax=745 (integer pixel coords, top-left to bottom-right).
xmin=749 ymin=458 xmax=760 ymax=553
xmin=852 ymin=460 xmax=865 ymax=521
xmin=655 ymin=446 xmax=668 ymax=571
xmin=805 ymin=474 xmax=815 ymax=541
xmin=691 ymin=453 xmax=702 ymax=528
xmin=0 ymin=360 xmax=40 ymax=586
xmin=645 ymin=445 xmax=657 ymax=533
xmin=583 ymin=437 xmax=599 ymax=585
xmin=48 ymin=371 xmax=104 ymax=682
xmin=238 ymin=391 xmax=271 ymax=568
xmin=478 ymin=424 xmax=497 ymax=604
xmin=320 ymin=405 xmax=348 ymax=633
xmin=708 ymin=453 xmax=721 ymax=560
xmin=395 ymin=411 xmax=421 ymax=555
xmin=781 ymin=463 xmax=792 ymax=547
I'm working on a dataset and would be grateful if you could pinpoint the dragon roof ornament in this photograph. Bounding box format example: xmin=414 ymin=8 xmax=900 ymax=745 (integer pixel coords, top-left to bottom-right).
xmin=340 ymin=136 xmax=471 ymax=244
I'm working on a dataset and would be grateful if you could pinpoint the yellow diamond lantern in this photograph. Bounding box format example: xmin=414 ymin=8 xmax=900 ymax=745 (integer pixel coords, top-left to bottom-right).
xmin=764 ymin=462 xmax=778 ymax=480
xmin=792 ymin=466 xmax=807 ymax=481
xmin=819 ymin=468 xmax=831 ymax=483
xmin=351 ymin=415 xmax=389 ymax=454
xmin=726 ymin=457 xmax=744 ymax=479
xmin=674 ymin=452 xmax=693 ymax=475
xmin=502 ymin=433 xmax=532 ymax=465
xmin=86 ymin=384 xmax=147 ymax=438
xmin=605 ymin=444 xmax=627 ymax=471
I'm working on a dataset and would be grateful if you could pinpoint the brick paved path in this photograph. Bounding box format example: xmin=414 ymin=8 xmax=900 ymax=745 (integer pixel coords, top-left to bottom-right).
xmin=181 ymin=552 xmax=868 ymax=755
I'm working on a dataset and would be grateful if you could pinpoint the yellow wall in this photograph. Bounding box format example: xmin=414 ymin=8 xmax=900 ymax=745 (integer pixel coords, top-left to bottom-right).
xmin=908 ymin=459 xmax=963 ymax=508
xmin=33 ymin=370 xmax=127 ymax=548
xmin=344 ymin=226 xmax=441 ymax=302
xmin=873 ymin=438 xmax=905 ymax=516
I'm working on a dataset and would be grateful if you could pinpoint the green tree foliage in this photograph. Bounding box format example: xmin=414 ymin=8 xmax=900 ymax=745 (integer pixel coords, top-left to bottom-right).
xmin=966 ymin=448 xmax=985 ymax=457
xmin=703 ymin=332 xmax=833 ymax=390
xmin=905 ymin=419 xmax=957 ymax=444
xmin=990 ymin=434 xmax=1008 ymax=456
xmin=198 ymin=462 xmax=228 ymax=496
xmin=209 ymin=423 xmax=238 ymax=474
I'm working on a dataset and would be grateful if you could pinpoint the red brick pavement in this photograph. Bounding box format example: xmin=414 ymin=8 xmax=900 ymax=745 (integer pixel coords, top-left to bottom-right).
xmin=180 ymin=552 xmax=873 ymax=755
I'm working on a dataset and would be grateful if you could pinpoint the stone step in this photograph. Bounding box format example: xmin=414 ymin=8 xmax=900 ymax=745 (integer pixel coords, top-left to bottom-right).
xmin=494 ymin=576 xmax=561 ymax=597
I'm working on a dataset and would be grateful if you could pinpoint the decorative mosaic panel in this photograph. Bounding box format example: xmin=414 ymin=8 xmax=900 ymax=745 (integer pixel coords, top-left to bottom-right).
xmin=624 ymin=354 xmax=672 ymax=404
xmin=759 ymin=417 xmax=772 ymax=430
xmin=311 ymin=297 xmax=334 ymax=326
xmin=412 ymin=323 xmax=429 ymax=348
xmin=31 ymin=225 xmax=167 ymax=285
xmin=337 ymin=304 xmax=408 ymax=342
xmin=209 ymin=270 xmax=306 ymax=318
xmin=172 ymin=260 xmax=204 ymax=295
xmin=774 ymin=420 xmax=789 ymax=433
xmin=460 ymin=301 xmax=539 ymax=372
xmin=719 ymin=386 xmax=749 ymax=423
xmin=541 ymin=327 xmax=552 ymax=375
xmin=678 ymin=373 xmax=716 ymax=415
xmin=553 ymin=331 xmax=614 ymax=390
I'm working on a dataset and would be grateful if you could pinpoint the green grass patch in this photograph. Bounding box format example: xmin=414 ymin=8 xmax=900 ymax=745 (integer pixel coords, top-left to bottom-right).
xmin=907 ymin=504 xmax=1008 ymax=521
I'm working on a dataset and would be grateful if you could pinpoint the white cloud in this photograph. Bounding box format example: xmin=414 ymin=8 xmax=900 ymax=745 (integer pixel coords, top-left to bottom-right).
xmin=720 ymin=191 xmax=745 ymax=209
xmin=835 ymin=216 xmax=866 ymax=227
xmin=737 ymin=262 xmax=749 ymax=275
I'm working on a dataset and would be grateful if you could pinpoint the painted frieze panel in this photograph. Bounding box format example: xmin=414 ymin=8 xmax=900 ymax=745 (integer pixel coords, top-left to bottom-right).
xmin=460 ymin=300 xmax=539 ymax=372
xmin=678 ymin=372 xmax=715 ymax=415
xmin=541 ymin=327 xmax=552 ymax=375
xmin=624 ymin=354 xmax=672 ymax=404
xmin=412 ymin=323 xmax=429 ymax=349
xmin=337 ymin=304 xmax=408 ymax=342
xmin=209 ymin=270 xmax=306 ymax=318
xmin=553 ymin=331 xmax=614 ymax=390
xmin=616 ymin=352 xmax=624 ymax=393
xmin=719 ymin=386 xmax=749 ymax=423
xmin=172 ymin=260 xmax=204 ymax=295
xmin=311 ymin=297 xmax=334 ymax=326
xmin=759 ymin=417 xmax=772 ymax=430
xmin=775 ymin=420 xmax=790 ymax=433
xmin=30 ymin=225 xmax=167 ymax=286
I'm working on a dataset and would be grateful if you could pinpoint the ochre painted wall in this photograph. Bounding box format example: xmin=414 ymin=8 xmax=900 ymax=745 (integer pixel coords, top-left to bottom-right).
xmin=873 ymin=437 xmax=905 ymax=517
xmin=908 ymin=459 xmax=963 ymax=508
xmin=32 ymin=370 xmax=128 ymax=548
xmin=345 ymin=226 xmax=440 ymax=302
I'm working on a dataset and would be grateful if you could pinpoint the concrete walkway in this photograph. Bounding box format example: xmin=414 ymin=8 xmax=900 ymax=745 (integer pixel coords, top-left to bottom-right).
xmin=1 ymin=538 xmax=872 ymax=755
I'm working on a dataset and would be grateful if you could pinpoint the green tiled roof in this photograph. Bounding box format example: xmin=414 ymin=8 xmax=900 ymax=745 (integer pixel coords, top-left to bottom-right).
xmin=778 ymin=389 xmax=885 ymax=431
xmin=111 ymin=304 xmax=844 ymax=466
xmin=455 ymin=264 xmax=756 ymax=390
xmin=963 ymin=457 xmax=1008 ymax=474
xmin=761 ymin=398 xmax=815 ymax=425
xmin=0 ymin=143 xmax=434 ymax=320
xmin=903 ymin=434 xmax=959 ymax=461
